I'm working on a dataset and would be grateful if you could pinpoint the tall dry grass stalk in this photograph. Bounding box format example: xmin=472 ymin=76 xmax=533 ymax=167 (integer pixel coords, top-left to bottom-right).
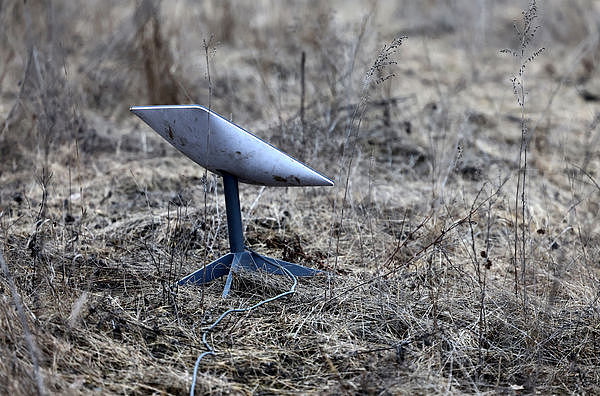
xmin=501 ymin=0 xmax=545 ymax=304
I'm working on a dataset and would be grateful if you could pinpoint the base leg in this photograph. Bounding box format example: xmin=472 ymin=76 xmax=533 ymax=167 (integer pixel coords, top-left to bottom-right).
xmin=222 ymin=252 xmax=245 ymax=297
xmin=177 ymin=253 xmax=234 ymax=285
xmin=177 ymin=250 xmax=325 ymax=298
xmin=248 ymin=252 xmax=323 ymax=276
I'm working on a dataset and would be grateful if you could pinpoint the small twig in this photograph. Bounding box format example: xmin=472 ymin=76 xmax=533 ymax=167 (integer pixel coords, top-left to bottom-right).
xmin=300 ymin=50 xmax=306 ymax=129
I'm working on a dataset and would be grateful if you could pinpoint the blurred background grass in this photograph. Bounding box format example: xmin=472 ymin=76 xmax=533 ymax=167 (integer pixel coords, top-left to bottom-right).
xmin=1 ymin=0 xmax=600 ymax=394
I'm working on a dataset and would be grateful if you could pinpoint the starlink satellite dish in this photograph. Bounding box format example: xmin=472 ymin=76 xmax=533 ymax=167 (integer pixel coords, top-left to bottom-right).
xmin=130 ymin=105 xmax=333 ymax=297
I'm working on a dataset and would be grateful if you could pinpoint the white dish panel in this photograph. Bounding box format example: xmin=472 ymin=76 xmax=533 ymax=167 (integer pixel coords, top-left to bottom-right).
xmin=130 ymin=105 xmax=333 ymax=187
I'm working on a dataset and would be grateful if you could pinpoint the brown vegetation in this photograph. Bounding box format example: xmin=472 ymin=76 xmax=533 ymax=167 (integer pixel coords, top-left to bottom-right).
xmin=1 ymin=0 xmax=599 ymax=394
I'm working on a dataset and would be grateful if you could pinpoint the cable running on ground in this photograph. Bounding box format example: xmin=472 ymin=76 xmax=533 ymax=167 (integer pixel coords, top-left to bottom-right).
xmin=189 ymin=251 xmax=298 ymax=396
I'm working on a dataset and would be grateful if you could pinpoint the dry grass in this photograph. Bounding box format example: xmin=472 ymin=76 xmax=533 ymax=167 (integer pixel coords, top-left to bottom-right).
xmin=1 ymin=0 xmax=600 ymax=394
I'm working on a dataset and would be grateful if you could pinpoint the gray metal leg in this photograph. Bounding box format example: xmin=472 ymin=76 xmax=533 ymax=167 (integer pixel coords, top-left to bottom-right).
xmin=222 ymin=252 xmax=245 ymax=297
xmin=177 ymin=253 xmax=233 ymax=285
xmin=177 ymin=251 xmax=324 ymax=297
xmin=247 ymin=252 xmax=322 ymax=276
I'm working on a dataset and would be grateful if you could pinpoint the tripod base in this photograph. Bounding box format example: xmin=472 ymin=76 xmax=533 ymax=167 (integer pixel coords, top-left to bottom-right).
xmin=177 ymin=251 xmax=323 ymax=297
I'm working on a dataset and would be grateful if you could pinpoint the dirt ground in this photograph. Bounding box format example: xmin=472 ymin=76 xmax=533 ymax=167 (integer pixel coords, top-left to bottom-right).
xmin=1 ymin=0 xmax=600 ymax=394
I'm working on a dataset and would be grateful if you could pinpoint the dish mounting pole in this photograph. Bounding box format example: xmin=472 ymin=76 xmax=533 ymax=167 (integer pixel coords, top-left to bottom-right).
xmin=178 ymin=172 xmax=323 ymax=297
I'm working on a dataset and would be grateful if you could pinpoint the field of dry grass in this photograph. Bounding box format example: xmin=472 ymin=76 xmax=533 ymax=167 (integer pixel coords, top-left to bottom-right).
xmin=1 ymin=0 xmax=600 ymax=394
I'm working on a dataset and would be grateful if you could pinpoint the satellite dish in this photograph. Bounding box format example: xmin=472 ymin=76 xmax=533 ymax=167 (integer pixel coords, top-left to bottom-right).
xmin=130 ymin=105 xmax=333 ymax=297
xmin=130 ymin=105 xmax=333 ymax=187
